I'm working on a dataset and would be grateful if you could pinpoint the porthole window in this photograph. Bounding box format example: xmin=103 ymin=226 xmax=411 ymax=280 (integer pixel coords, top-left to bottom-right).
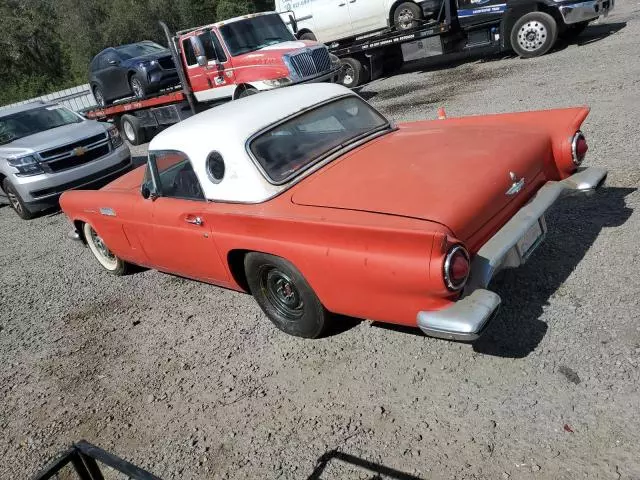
xmin=206 ymin=151 xmax=225 ymax=184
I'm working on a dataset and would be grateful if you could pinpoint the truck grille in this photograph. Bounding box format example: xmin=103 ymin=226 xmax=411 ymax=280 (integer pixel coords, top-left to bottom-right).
xmin=289 ymin=48 xmax=331 ymax=79
xmin=38 ymin=133 xmax=111 ymax=173
xmin=158 ymin=56 xmax=175 ymax=69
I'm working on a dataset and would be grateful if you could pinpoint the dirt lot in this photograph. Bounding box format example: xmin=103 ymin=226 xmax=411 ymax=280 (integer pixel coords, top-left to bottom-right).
xmin=1 ymin=4 xmax=639 ymax=479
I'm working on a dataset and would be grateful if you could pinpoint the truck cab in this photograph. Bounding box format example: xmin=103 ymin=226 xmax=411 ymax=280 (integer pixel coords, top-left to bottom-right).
xmin=176 ymin=12 xmax=340 ymax=102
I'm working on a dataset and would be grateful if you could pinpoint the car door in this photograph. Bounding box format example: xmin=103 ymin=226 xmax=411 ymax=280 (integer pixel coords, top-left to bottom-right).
xmin=101 ymin=50 xmax=127 ymax=99
xmin=181 ymin=30 xmax=236 ymax=103
xmin=136 ymin=150 xmax=229 ymax=283
xmin=311 ymin=0 xmax=356 ymax=42
xmin=347 ymin=0 xmax=387 ymax=35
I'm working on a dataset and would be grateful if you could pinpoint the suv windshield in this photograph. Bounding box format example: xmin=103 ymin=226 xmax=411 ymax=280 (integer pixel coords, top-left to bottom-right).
xmin=0 ymin=106 xmax=82 ymax=146
xmin=116 ymin=42 xmax=165 ymax=59
xmin=220 ymin=14 xmax=295 ymax=56
xmin=250 ymin=96 xmax=390 ymax=183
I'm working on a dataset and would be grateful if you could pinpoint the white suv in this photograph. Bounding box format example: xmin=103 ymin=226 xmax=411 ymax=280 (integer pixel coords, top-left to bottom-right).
xmin=277 ymin=0 xmax=440 ymax=43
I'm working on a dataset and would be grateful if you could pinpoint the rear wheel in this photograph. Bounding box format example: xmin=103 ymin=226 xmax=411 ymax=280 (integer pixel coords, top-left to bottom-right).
xmin=244 ymin=252 xmax=328 ymax=339
xmin=130 ymin=74 xmax=147 ymax=99
xmin=93 ymin=86 xmax=107 ymax=107
xmin=393 ymin=2 xmax=423 ymax=30
xmin=120 ymin=114 xmax=146 ymax=146
xmin=340 ymin=57 xmax=370 ymax=88
xmin=510 ymin=12 xmax=558 ymax=58
xmin=2 ymin=178 xmax=35 ymax=220
xmin=83 ymin=222 xmax=129 ymax=276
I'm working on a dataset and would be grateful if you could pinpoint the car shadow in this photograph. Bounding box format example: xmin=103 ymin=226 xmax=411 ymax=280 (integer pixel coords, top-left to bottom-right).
xmin=307 ymin=449 xmax=424 ymax=480
xmin=472 ymin=186 xmax=634 ymax=358
xmin=326 ymin=314 xmax=363 ymax=338
xmin=356 ymin=21 xmax=627 ymax=98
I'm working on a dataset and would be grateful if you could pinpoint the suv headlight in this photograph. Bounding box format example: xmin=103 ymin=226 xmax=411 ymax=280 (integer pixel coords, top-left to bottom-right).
xmin=8 ymin=155 xmax=44 ymax=176
xmin=108 ymin=125 xmax=123 ymax=149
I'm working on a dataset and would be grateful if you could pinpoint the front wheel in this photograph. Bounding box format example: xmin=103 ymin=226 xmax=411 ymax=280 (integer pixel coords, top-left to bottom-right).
xmin=340 ymin=57 xmax=370 ymax=88
xmin=83 ymin=223 xmax=130 ymax=276
xmin=244 ymin=252 xmax=329 ymax=338
xmin=130 ymin=74 xmax=147 ymax=99
xmin=2 ymin=178 xmax=35 ymax=220
xmin=510 ymin=12 xmax=558 ymax=58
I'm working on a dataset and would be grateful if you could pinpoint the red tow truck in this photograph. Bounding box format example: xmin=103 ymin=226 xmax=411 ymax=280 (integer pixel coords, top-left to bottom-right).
xmin=85 ymin=12 xmax=340 ymax=145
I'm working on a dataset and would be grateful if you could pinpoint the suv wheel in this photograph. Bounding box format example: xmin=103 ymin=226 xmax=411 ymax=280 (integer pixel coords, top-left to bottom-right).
xmin=93 ymin=87 xmax=107 ymax=107
xmin=130 ymin=74 xmax=147 ymax=99
xmin=2 ymin=178 xmax=35 ymax=220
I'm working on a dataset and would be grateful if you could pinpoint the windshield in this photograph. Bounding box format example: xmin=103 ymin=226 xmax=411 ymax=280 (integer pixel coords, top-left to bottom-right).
xmin=220 ymin=14 xmax=295 ymax=56
xmin=116 ymin=42 xmax=165 ymax=59
xmin=250 ymin=96 xmax=390 ymax=183
xmin=0 ymin=106 xmax=82 ymax=146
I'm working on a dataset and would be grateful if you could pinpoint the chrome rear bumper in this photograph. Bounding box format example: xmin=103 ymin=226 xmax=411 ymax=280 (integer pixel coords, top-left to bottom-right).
xmin=417 ymin=166 xmax=607 ymax=341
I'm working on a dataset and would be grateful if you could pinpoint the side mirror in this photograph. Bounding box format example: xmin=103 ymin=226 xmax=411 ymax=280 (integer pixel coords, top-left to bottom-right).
xmin=190 ymin=36 xmax=209 ymax=66
xmin=141 ymin=184 xmax=157 ymax=200
xmin=289 ymin=14 xmax=298 ymax=33
xmin=196 ymin=55 xmax=207 ymax=67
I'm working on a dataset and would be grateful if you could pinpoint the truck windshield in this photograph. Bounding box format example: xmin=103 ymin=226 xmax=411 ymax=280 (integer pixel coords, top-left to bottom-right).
xmin=0 ymin=106 xmax=82 ymax=146
xmin=220 ymin=14 xmax=295 ymax=57
xmin=250 ymin=96 xmax=390 ymax=184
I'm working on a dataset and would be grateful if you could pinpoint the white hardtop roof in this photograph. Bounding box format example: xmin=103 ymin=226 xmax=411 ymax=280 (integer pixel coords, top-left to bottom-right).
xmin=149 ymin=83 xmax=358 ymax=204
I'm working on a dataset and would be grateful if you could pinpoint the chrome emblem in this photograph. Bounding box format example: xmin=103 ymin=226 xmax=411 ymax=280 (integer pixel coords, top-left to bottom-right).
xmin=73 ymin=146 xmax=87 ymax=157
xmin=506 ymin=171 xmax=525 ymax=196
xmin=99 ymin=207 xmax=116 ymax=217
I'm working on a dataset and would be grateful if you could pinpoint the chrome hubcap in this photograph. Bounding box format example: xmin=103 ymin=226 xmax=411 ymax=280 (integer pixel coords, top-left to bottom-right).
xmin=7 ymin=191 xmax=22 ymax=213
xmin=90 ymin=229 xmax=115 ymax=261
xmin=398 ymin=9 xmax=415 ymax=29
xmin=95 ymin=90 xmax=104 ymax=106
xmin=517 ymin=21 xmax=547 ymax=51
xmin=342 ymin=65 xmax=355 ymax=86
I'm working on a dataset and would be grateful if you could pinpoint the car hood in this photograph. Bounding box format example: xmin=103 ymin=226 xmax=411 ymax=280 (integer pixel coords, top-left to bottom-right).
xmin=292 ymin=123 xmax=550 ymax=241
xmin=127 ymin=50 xmax=173 ymax=63
xmin=102 ymin=164 xmax=146 ymax=192
xmin=0 ymin=120 xmax=107 ymax=157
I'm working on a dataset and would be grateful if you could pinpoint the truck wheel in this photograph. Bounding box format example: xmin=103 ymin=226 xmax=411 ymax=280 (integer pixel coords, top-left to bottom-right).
xmin=83 ymin=222 xmax=130 ymax=276
xmin=340 ymin=57 xmax=370 ymax=88
xmin=130 ymin=74 xmax=147 ymax=99
xmin=120 ymin=114 xmax=147 ymax=146
xmin=237 ymin=87 xmax=258 ymax=99
xmin=560 ymin=20 xmax=589 ymax=39
xmin=510 ymin=12 xmax=558 ymax=58
xmin=2 ymin=178 xmax=35 ymax=220
xmin=393 ymin=2 xmax=423 ymax=30
xmin=299 ymin=32 xmax=317 ymax=41
xmin=244 ymin=252 xmax=328 ymax=339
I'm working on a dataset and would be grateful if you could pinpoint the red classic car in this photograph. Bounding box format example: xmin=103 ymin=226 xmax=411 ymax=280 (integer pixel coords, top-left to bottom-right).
xmin=61 ymin=83 xmax=606 ymax=341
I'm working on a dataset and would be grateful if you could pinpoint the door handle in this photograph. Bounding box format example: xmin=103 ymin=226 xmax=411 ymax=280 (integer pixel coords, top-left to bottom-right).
xmin=185 ymin=216 xmax=203 ymax=226
xmin=338 ymin=2 xmax=346 ymax=5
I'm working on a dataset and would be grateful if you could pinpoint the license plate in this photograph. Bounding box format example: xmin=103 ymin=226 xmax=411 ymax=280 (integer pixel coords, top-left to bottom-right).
xmin=516 ymin=217 xmax=545 ymax=259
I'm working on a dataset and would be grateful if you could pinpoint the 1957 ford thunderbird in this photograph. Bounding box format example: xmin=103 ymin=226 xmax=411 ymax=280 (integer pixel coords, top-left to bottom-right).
xmin=61 ymin=83 xmax=607 ymax=341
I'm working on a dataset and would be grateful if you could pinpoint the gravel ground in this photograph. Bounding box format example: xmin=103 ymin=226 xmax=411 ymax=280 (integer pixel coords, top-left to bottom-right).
xmin=2 ymin=4 xmax=639 ymax=479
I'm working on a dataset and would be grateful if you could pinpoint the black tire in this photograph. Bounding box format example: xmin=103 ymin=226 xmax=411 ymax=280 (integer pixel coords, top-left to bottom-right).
xmin=237 ymin=87 xmax=259 ymax=99
xmin=560 ymin=20 xmax=589 ymax=39
xmin=244 ymin=252 xmax=328 ymax=339
xmin=2 ymin=178 xmax=35 ymax=220
xmin=120 ymin=114 xmax=146 ymax=146
xmin=340 ymin=57 xmax=370 ymax=88
xmin=510 ymin=11 xmax=558 ymax=58
xmin=83 ymin=222 xmax=130 ymax=276
xmin=393 ymin=2 xmax=423 ymax=30
xmin=93 ymin=86 xmax=108 ymax=107
xmin=299 ymin=32 xmax=317 ymax=41
xmin=129 ymin=74 xmax=147 ymax=99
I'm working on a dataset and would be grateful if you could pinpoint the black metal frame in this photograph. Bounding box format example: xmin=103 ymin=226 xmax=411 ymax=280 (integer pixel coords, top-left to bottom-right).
xmin=32 ymin=441 xmax=161 ymax=480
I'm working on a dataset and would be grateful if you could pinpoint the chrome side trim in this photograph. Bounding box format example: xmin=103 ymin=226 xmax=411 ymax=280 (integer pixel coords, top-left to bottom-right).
xmin=417 ymin=289 xmax=501 ymax=341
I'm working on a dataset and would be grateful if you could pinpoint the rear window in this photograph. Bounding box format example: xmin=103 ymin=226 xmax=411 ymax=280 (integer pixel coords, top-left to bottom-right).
xmin=249 ymin=96 xmax=389 ymax=184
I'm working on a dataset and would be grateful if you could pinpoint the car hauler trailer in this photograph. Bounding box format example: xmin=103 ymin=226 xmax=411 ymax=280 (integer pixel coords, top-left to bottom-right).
xmin=85 ymin=14 xmax=340 ymax=145
xmin=283 ymin=0 xmax=614 ymax=87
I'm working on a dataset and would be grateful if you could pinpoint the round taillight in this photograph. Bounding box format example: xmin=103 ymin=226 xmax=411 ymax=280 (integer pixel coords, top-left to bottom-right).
xmin=572 ymin=131 xmax=588 ymax=165
xmin=444 ymin=245 xmax=470 ymax=291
